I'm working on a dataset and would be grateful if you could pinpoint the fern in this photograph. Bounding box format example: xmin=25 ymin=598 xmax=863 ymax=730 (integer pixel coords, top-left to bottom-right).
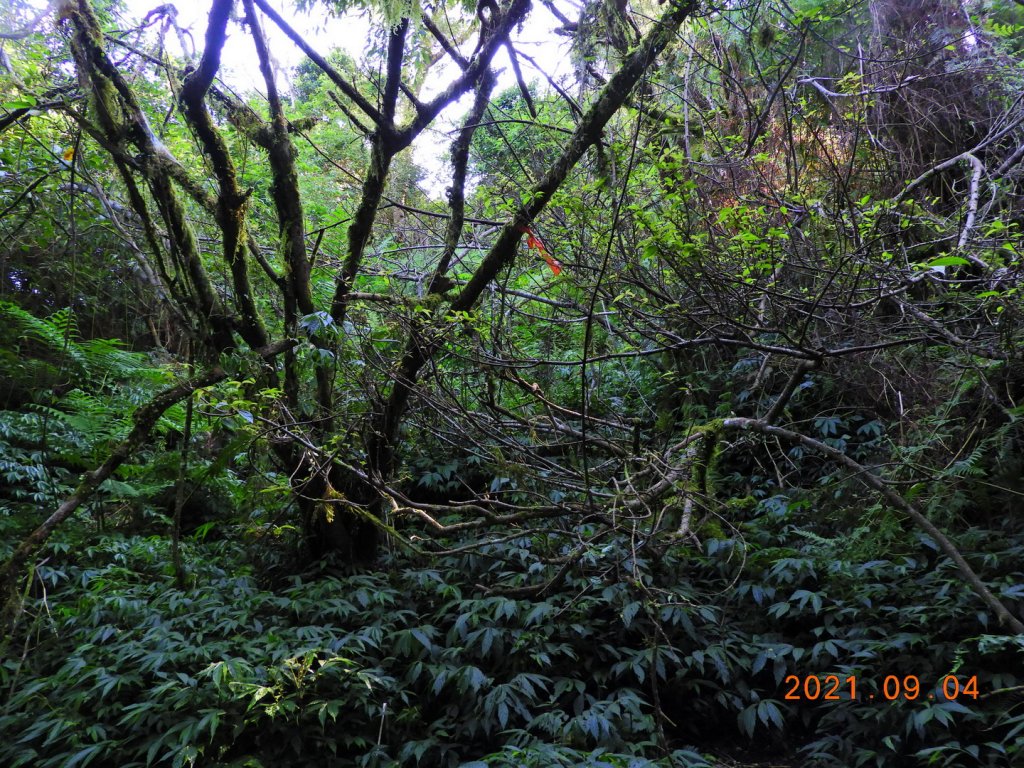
xmin=27 ymin=394 xmax=123 ymax=451
xmin=0 ymin=301 xmax=85 ymax=373
xmin=0 ymin=303 xmax=181 ymax=520
xmin=790 ymin=527 xmax=840 ymax=548
xmin=941 ymin=422 xmax=1014 ymax=480
xmin=0 ymin=301 xmax=166 ymax=389
xmin=946 ymin=442 xmax=992 ymax=479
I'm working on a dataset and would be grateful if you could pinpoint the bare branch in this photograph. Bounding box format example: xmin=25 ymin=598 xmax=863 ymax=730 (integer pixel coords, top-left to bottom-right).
xmin=0 ymin=1 xmax=58 ymax=40
xmin=251 ymin=0 xmax=384 ymax=126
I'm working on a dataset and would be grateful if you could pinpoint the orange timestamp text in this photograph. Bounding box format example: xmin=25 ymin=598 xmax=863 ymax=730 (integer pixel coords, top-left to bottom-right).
xmin=782 ymin=674 xmax=980 ymax=702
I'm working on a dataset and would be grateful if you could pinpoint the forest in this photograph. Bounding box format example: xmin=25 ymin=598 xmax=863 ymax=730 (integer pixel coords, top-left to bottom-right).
xmin=1 ymin=0 xmax=1023 ymax=765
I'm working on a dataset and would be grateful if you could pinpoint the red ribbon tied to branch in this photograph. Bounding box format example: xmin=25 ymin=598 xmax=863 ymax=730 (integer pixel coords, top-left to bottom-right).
xmin=517 ymin=225 xmax=562 ymax=275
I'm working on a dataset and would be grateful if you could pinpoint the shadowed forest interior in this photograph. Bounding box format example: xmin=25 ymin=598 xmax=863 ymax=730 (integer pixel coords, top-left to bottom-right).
xmin=1 ymin=0 xmax=1024 ymax=765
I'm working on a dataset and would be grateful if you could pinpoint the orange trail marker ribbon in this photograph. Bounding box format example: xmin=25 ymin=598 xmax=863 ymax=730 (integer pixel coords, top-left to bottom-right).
xmin=517 ymin=225 xmax=562 ymax=275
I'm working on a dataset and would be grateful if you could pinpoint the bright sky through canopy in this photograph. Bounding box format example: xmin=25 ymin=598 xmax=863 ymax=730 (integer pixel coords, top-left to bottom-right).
xmin=116 ymin=0 xmax=576 ymax=195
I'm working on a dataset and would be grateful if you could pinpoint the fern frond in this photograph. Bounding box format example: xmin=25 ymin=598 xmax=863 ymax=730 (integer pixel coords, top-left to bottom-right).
xmin=942 ymin=421 xmax=1014 ymax=480
xmin=1 ymin=300 xmax=87 ymax=372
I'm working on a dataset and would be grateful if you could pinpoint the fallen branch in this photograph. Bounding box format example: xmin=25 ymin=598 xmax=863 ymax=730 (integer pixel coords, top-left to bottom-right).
xmin=722 ymin=417 xmax=1024 ymax=635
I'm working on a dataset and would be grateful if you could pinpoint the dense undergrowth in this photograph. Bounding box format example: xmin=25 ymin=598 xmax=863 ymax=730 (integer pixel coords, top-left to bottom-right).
xmin=2 ymin=295 xmax=1023 ymax=768
xmin=2 ymin=500 xmax=1022 ymax=767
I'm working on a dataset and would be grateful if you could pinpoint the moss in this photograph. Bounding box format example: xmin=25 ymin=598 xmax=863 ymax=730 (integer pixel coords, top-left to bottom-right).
xmin=63 ymin=1 xmax=125 ymax=135
xmin=697 ymin=518 xmax=726 ymax=540
xmin=692 ymin=418 xmax=724 ymax=498
xmin=724 ymin=495 xmax=757 ymax=515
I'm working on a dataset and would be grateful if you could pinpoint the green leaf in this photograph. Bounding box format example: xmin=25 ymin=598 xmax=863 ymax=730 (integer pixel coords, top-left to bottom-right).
xmin=924 ymin=255 xmax=970 ymax=267
xmin=738 ymin=703 xmax=757 ymax=738
xmin=65 ymin=745 xmax=103 ymax=768
xmin=2 ymin=97 xmax=37 ymax=110
xmin=621 ymin=601 xmax=641 ymax=629
xmin=411 ymin=627 xmax=433 ymax=653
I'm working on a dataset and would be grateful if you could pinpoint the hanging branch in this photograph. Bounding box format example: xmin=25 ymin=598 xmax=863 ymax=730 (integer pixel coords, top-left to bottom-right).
xmin=328 ymin=19 xmax=410 ymax=327
xmin=504 ymin=41 xmax=537 ymax=119
xmin=421 ymin=13 xmax=469 ymax=70
xmin=323 ymin=0 xmax=534 ymax=322
xmin=396 ymin=0 xmax=534 ymax=146
xmin=63 ymin=0 xmax=235 ymax=351
xmin=367 ymin=67 xmax=498 ymax=483
xmin=243 ymin=0 xmax=326 ymax=412
xmin=0 ymin=1 xmax=59 ymax=40
xmin=432 ymin=69 xmax=497 ymax=291
xmin=255 ymin=0 xmax=534 ymax=330
xmin=453 ymin=0 xmax=700 ymax=312
xmin=73 ymin=34 xmax=286 ymax=291
xmin=251 ymin=0 xmax=384 ymax=125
